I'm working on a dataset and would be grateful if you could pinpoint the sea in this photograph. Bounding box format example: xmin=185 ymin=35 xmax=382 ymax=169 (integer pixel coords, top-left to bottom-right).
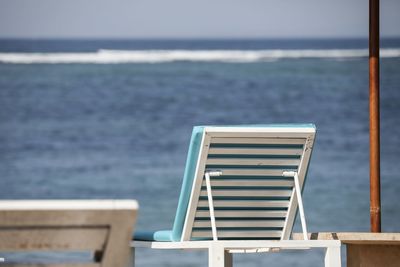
xmin=0 ymin=38 xmax=400 ymax=266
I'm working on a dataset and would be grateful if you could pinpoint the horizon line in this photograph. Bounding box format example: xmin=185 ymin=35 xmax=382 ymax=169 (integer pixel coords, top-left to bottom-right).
xmin=1 ymin=36 xmax=400 ymax=41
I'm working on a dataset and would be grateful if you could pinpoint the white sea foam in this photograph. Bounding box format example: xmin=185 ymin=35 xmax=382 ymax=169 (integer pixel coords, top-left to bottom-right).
xmin=0 ymin=48 xmax=399 ymax=64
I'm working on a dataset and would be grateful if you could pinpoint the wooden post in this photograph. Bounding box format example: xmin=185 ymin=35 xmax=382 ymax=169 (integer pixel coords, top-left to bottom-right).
xmin=369 ymin=0 xmax=381 ymax=233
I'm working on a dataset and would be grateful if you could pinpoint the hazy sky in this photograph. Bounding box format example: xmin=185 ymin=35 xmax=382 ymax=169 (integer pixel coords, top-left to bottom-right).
xmin=0 ymin=0 xmax=399 ymax=39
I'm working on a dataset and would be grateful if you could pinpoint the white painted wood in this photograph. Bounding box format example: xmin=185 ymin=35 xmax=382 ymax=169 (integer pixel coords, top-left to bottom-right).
xmin=182 ymin=127 xmax=315 ymax=242
xmin=208 ymin=147 xmax=303 ymax=155
xmin=205 ymin=172 xmax=218 ymax=241
xmin=211 ymin=169 xmax=294 ymax=176
xmin=211 ymin=137 xmax=306 ymax=145
xmin=193 ymin=220 xmax=285 ymax=228
xmin=132 ymin=239 xmax=342 ymax=267
xmin=325 ymin=246 xmax=342 ymax=267
xmin=0 ymin=200 xmax=138 ymax=267
xmin=293 ymin=172 xmax=308 ymax=240
xmin=206 ymin=158 xmax=300 ymax=166
xmin=282 ymin=171 xmax=308 ymax=240
xmin=228 ymin=248 xmax=272 ymax=253
xmin=182 ymin=132 xmax=211 ymax=241
xmin=281 ymin=134 xmax=315 ymax=240
xmin=192 ymin=231 xmax=282 ymax=239
xmin=199 ymin=189 xmax=292 ymax=197
xmin=198 ymin=200 xmax=289 ymax=208
xmin=195 ymin=210 xmax=287 ymax=218
xmin=132 ymin=240 xmax=341 ymax=250
xmin=281 ymin=190 xmax=297 ymax=240
xmin=202 ymin=178 xmax=294 ymax=187
xmin=209 ymin=243 xmax=225 ymax=267
xmin=132 ymin=123 xmax=335 ymax=267
xmin=209 ymin=132 xmax=313 ymax=138
xmin=205 ymin=127 xmax=316 ymax=134
xmin=202 ymin=179 xmax=294 ymax=187
xmin=207 ymin=243 xmax=233 ymax=267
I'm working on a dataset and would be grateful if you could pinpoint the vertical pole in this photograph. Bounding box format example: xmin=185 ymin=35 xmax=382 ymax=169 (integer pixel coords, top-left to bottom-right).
xmin=369 ymin=0 xmax=381 ymax=232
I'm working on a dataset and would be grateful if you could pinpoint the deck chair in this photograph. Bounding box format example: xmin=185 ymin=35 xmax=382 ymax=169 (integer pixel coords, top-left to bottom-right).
xmin=132 ymin=125 xmax=341 ymax=267
xmin=0 ymin=200 xmax=138 ymax=267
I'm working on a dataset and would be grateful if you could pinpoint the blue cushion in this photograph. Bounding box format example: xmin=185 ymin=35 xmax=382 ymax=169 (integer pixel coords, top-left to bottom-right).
xmin=134 ymin=230 xmax=173 ymax=241
xmin=133 ymin=126 xmax=205 ymax=242
xmin=170 ymin=126 xmax=205 ymax=241
xmin=133 ymin=124 xmax=315 ymax=242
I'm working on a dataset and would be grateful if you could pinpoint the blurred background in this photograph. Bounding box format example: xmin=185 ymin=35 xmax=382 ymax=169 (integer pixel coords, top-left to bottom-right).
xmin=0 ymin=1 xmax=400 ymax=266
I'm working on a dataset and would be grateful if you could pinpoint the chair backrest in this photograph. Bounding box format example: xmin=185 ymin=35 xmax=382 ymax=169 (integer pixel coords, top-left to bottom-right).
xmin=171 ymin=125 xmax=316 ymax=241
xmin=0 ymin=200 xmax=138 ymax=267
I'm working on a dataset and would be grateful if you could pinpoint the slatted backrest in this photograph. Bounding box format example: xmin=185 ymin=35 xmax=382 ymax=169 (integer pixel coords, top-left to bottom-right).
xmin=0 ymin=200 xmax=138 ymax=267
xmin=181 ymin=125 xmax=315 ymax=241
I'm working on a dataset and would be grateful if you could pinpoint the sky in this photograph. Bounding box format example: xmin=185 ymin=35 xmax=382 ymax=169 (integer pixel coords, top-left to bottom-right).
xmin=0 ymin=0 xmax=399 ymax=39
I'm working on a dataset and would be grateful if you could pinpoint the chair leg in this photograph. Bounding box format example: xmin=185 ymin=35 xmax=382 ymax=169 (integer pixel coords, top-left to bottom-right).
xmin=225 ymin=251 xmax=233 ymax=267
xmin=209 ymin=244 xmax=232 ymax=267
xmin=127 ymin=247 xmax=135 ymax=267
xmin=324 ymin=246 xmax=341 ymax=267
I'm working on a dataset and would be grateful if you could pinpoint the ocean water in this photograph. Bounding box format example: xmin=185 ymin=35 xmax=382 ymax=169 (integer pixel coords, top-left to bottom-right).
xmin=0 ymin=39 xmax=400 ymax=266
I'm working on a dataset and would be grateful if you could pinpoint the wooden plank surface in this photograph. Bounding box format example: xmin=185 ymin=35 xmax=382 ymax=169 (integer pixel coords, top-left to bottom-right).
xmin=199 ymin=189 xmax=292 ymax=197
xmin=195 ymin=210 xmax=287 ymax=218
xmin=198 ymin=200 xmax=289 ymax=208
xmin=211 ymin=137 xmax=306 ymax=145
xmin=193 ymin=220 xmax=285 ymax=228
xmin=191 ymin=230 xmax=282 ymax=238
xmin=206 ymin=158 xmax=300 ymax=166
xmin=209 ymin=169 xmax=293 ymax=177
xmin=208 ymin=147 xmax=303 ymax=155
xmin=347 ymin=244 xmax=400 ymax=267
xmin=202 ymin=179 xmax=294 ymax=187
xmin=292 ymin=232 xmax=400 ymax=244
xmin=209 ymin=132 xmax=312 ymax=138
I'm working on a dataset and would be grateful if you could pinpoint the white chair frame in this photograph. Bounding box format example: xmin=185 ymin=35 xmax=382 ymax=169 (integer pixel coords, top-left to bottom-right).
xmin=132 ymin=126 xmax=342 ymax=267
xmin=133 ymin=239 xmax=341 ymax=267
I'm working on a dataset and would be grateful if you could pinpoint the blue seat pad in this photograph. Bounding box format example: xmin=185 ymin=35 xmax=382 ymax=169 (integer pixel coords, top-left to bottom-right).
xmin=134 ymin=230 xmax=174 ymax=241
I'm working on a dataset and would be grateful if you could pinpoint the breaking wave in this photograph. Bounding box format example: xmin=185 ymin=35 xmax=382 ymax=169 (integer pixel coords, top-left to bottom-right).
xmin=1 ymin=48 xmax=400 ymax=64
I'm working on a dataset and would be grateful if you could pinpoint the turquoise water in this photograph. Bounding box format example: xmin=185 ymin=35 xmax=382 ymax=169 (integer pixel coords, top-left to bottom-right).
xmin=0 ymin=39 xmax=400 ymax=266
